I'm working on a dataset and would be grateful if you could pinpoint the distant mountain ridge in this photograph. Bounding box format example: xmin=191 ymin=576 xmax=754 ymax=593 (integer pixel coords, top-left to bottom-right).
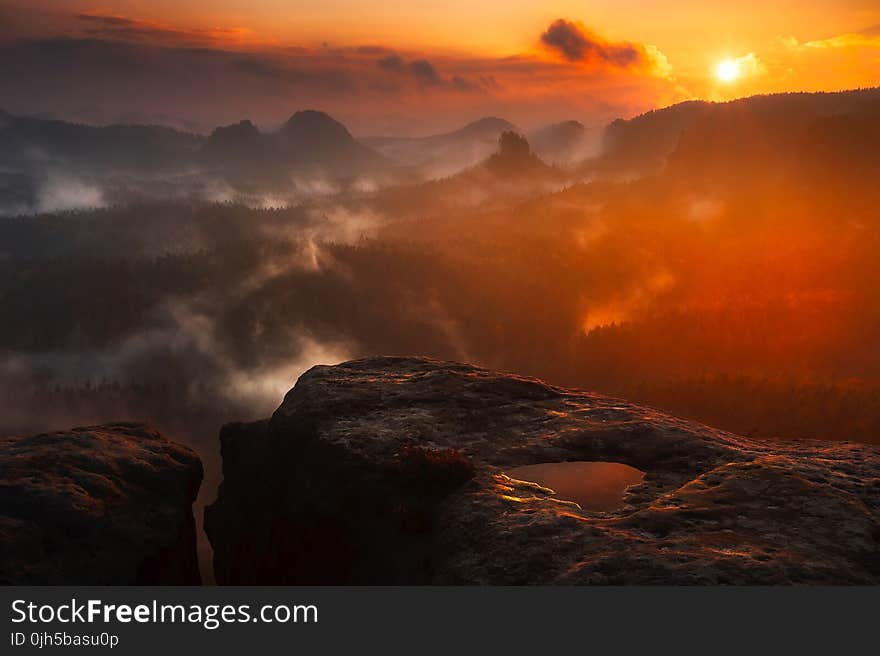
xmin=0 ymin=108 xmax=391 ymax=201
xmin=364 ymin=117 xmax=517 ymax=150
xmin=528 ymin=120 xmax=601 ymax=166
xmin=204 ymin=110 xmax=388 ymax=182
xmin=484 ymin=131 xmax=559 ymax=179
xmin=593 ymin=87 xmax=880 ymax=179
xmin=0 ymin=111 xmax=203 ymax=174
xmin=363 ymin=117 xmax=520 ymax=175
xmin=3 ymin=86 xmax=880 ymax=211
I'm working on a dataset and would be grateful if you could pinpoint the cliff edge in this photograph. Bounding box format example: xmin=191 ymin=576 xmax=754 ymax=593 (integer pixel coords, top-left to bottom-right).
xmin=1 ymin=422 xmax=203 ymax=584
xmin=205 ymin=356 xmax=880 ymax=584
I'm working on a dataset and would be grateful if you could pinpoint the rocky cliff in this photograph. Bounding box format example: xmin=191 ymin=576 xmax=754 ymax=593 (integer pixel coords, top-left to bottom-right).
xmin=1 ymin=423 xmax=202 ymax=584
xmin=205 ymin=357 xmax=880 ymax=584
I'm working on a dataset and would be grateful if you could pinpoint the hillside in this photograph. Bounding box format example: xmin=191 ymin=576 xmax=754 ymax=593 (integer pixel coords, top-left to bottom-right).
xmin=0 ymin=108 xmax=392 ymax=212
xmin=203 ymin=110 xmax=389 ymax=183
xmin=363 ymin=116 xmax=519 ymax=175
xmin=528 ymin=120 xmax=601 ymax=165
xmin=0 ymin=110 xmax=203 ymax=174
xmin=592 ymin=87 xmax=880 ymax=178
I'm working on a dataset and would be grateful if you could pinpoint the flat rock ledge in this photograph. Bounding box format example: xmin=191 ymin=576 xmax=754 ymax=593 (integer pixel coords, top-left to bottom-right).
xmin=206 ymin=356 xmax=880 ymax=584
xmin=1 ymin=422 xmax=203 ymax=584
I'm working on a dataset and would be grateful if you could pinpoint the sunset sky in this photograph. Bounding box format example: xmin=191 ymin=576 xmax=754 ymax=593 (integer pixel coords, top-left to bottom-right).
xmin=1 ymin=1 xmax=878 ymax=133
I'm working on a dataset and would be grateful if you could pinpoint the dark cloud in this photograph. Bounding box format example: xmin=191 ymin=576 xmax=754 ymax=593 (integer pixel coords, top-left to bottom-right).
xmin=357 ymin=45 xmax=392 ymax=55
xmin=230 ymin=55 xmax=288 ymax=79
xmin=76 ymin=12 xmax=190 ymax=42
xmin=377 ymin=54 xmax=404 ymax=71
xmin=540 ymin=19 xmax=642 ymax=67
xmin=378 ymin=55 xmax=465 ymax=90
xmin=77 ymin=14 xmax=134 ymax=28
xmin=409 ymin=59 xmax=442 ymax=85
xmin=4 ymin=37 xmax=354 ymax=91
xmin=226 ymin=54 xmax=357 ymax=92
xmin=451 ymin=75 xmax=476 ymax=92
xmin=377 ymin=55 xmax=484 ymax=92
xmin=0 ymin=38 xmax=355 ymax=130
xmin=479 ymin=75 xmax=502 ymax=91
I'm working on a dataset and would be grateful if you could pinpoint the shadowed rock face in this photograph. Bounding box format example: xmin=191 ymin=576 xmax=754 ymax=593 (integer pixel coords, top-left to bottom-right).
xmin=1 ymin=423 xmax=203 ymax=585
xmin=205 ymin=357 xmax=880 ymax=584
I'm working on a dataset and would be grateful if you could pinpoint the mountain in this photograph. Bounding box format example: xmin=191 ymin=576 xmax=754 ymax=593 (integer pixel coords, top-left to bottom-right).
xmin=204 ymin=119 xmax=263 ymax=156
xmin=367 ymin=131 xmax=565 ymax=218
xmin=0 ymin=110 xmax=208 ymax=214
xmin=592 ymin=100 xmax=711 ymax=178
xmin=363 ymin=116 xmax=519 ymax=175
xmin=528 ymin=120 xmax=601 ymax=166
xmin=200 ymin=110 xmax=389 ymax=183
xmin=664 ymin=89 xmax=880 ymax=187
xmin=277 ymin=110 xmax=388 ymax=175
xmin=0 ymin=110 xmax=203 ymax=174
xmin=592 ymin=87 xmax=880 ymax=179
xmin=206 ymin=356 xmax=880 ymax=584
xmin=201 ymin=119 xmax=266 ymax=180
xmin=0 ymin=108 xmax=389 ymax=180
xmin=794 ymin=112 xmax=880 ymax=190
xmin=484 ymin=131 xmax=558 ymax=178
xmin=0 ymin=109 xmax=392 ymax=213
xmin=436 ymin=116 xmax=519 ymax=142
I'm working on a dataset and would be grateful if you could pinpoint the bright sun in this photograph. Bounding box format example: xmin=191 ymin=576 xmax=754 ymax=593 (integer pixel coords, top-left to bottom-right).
xmin=715 ymin=59 xmax=741 ymax=83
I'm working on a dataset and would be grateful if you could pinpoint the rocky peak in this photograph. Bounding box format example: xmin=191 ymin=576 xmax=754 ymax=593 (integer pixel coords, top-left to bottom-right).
xmin=279 ymin=109 xmax=355 ymax=146
xmin=486 ymin=131 xmax=552 ymax=176
xmin=208 ymin=119 xmax=261 ymax=143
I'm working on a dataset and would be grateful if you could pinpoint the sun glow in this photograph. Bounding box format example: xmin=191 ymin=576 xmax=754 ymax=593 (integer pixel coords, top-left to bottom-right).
xmin=715 ymin=58 xmax=741 ymax=82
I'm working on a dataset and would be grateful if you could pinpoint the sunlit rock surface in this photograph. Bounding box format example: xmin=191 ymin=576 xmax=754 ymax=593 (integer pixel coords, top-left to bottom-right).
xmin=1 ymin=423 xmax=202 ymax=584
xmin=206 ymin=356 xmax=880 ymax=584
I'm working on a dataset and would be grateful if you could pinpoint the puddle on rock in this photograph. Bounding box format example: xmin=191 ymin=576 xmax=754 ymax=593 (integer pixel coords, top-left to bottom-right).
xmin=506 ymin=461 xmax=645 ymax=512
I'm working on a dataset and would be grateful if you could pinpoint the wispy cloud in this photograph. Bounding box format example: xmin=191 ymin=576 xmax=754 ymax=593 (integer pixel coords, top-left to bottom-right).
xmin=76 ymin=12 xmax=256 ymax=47
xmin=780 ymin=27 xmax=880 ymax=51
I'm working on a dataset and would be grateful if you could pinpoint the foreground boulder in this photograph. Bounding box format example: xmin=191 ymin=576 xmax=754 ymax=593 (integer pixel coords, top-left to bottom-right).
xmin=206 ymin=357 xmax=880 ymax=584
xmin=1 ymin=423 xmax=202 ymax=584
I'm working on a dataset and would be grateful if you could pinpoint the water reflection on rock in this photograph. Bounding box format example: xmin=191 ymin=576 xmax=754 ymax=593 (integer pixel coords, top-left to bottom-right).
xmin=506 ymin=461 xmax=645 ymax=512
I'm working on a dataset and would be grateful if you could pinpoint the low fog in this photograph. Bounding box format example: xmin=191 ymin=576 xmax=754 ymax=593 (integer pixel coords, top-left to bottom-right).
xmin=4 ymin=88 xmax=880 ymax=581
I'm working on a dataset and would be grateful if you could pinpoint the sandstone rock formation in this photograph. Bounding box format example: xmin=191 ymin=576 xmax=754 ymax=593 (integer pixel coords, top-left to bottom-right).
xmin=1 ymin=423 xmax=202 ymax=584
xmin=206 ymin=357 xmax=880 ymax=584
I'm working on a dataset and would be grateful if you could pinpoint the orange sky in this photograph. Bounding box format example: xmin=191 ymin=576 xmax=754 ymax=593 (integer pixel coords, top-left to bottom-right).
xmin=1 ymin=1 xmax=878 ymax=133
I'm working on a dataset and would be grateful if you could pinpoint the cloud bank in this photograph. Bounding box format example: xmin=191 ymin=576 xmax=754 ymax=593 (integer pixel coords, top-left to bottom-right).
xmin=0 ymin=10 xmax=681 ymax=134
